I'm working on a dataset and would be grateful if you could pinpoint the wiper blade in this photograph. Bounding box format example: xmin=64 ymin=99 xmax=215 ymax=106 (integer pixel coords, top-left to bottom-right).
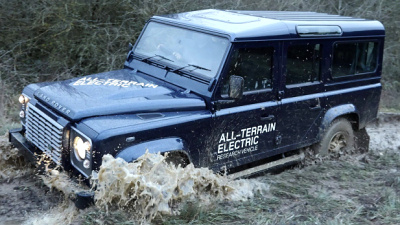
xmin=140 ymin=54 xmax=174 ymax=63
xmin=154 ymin=54 xmax=174 ymax=62
xmin=189 ymin=64 xmax=211 ymax=71
xmin=172 ymin=64 xmax=211 ymax=73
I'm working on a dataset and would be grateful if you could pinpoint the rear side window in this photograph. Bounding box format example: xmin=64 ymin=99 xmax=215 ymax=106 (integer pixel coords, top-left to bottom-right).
xmin=332 ymin=42 xmax=378 ymax=77
xmin=286 ymin=44 xmax=321 ymax=85
xmin=222 ymin=47 xmax=274 ymax=95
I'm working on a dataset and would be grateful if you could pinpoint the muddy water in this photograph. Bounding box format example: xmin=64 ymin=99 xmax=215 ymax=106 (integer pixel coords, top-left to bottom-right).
xmin=1 ymin=112 xmax=399 ymax=224
xmin=27 ymin=152 xmax=267 ymax=223
xmin=23 ymin=201 xmax=79 ymax=225
xmin=0 ymin=134 xmax=33 ymax=179
xmin=93 ymin=152 xmax=267 ymax=221
xmin=0 ymin=135 xmax=267 ymax=224
xmin=367 ymin=113 xmax=400 ymax=152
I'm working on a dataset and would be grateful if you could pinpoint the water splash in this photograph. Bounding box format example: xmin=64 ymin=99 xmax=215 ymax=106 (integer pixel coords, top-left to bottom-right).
xmin=0 ymin=134 xmax=33 ymax=178
xmin=23 ymin=201 xmax=80 ymax=225
xmin=1 ymin=134 xmax=268 ymax=223
xmin=92 ymin=152 xmax=268 ymax=221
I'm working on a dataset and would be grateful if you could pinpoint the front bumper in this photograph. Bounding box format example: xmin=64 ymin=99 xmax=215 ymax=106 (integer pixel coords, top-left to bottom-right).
xmin=9 ymin=128 xmax=41 ymax=165
xmin=8 ymin=128 xmax=95 ymax=209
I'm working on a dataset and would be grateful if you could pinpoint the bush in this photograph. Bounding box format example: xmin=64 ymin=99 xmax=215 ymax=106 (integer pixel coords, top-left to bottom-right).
xmin=1 ymin=0 xmax=399 ymax=131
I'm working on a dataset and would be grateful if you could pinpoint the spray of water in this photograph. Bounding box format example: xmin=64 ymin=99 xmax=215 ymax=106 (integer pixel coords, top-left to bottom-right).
xmin=0 ymin=134 xmax=33 ymax=178
xmin=23 ymin=200 xmax=80 ymax=225
xmin=1 ymin=134 xmax=268 ymax=223
xmin=92 ymin=152 xmax=268 ymax=221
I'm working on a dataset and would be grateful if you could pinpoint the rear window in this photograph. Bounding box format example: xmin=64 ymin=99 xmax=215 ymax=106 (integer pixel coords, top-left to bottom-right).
xmin=286 ymin=44 xmax=321 ymax=85
xmin=332 ymin=41 xmax=378 ymax=78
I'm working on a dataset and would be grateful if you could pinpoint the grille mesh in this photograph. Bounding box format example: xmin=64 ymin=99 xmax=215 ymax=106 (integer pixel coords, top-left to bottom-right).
xmin=25 ymin=103 xmax=64 ymax=164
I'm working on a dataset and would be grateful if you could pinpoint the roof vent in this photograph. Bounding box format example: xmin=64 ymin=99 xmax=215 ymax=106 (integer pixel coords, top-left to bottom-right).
xmin=137 ymin=113 xmax=165 ymax=120
xmin=297 ymin=25 xmax=342 ymax=37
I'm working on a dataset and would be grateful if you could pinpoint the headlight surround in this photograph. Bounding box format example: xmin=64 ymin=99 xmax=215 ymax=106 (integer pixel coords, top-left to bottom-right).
xmin=70 ymin=127 xmax=93 ymax=177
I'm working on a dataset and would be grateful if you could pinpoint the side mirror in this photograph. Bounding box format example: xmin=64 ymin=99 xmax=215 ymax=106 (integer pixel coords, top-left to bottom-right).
xmin=128 ymin=43 xmax=133 ymax=51
xmin=229 ymin=75 xmax=244 ymax=99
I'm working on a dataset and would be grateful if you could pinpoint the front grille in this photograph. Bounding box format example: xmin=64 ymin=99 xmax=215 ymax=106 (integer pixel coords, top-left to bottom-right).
xmin=25 ymin=103 xmax=64 ymax=164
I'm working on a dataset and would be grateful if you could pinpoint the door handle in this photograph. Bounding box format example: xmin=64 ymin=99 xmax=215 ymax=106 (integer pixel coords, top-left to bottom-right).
xmin=261 ymin=114 xmax=275 ymax=121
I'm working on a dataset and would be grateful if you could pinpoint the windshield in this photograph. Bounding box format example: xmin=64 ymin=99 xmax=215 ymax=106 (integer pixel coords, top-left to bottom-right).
xmin=134 ymin=22 xmax=230 ymax=78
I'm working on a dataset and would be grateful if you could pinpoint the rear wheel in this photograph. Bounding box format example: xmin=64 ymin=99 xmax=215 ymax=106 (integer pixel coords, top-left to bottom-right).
xmin=313 ymin=118 xmax=355 ymax=157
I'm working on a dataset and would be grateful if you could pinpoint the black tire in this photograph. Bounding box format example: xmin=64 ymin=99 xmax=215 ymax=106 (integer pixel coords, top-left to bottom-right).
xmin=164 ymin=152 xmax=190 ymax=168
xmin=313 ymin=118 xmax=355 ymax=157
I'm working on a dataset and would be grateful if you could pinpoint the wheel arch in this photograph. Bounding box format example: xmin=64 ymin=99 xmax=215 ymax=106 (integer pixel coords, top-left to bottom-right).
xmin=319 ymin=104 xmax=360 ymax=139
xmin=115 ymin=137 xmax=191 ymax=163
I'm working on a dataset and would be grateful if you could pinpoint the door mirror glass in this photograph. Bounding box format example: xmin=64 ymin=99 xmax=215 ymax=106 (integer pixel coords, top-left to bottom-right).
xmin=229 ymin=75 xmax=244 ymax=99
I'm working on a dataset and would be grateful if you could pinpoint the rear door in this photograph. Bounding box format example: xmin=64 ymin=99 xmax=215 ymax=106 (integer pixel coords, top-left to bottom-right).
xmin=276 ymin=41 xmax=326 ymax=149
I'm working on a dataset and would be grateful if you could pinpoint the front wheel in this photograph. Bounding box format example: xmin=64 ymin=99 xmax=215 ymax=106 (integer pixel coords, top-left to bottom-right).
xmin=164 ymin=151 xmax=190 ymax=168
xmin=313 ymin=118 xmax=355 ymax=157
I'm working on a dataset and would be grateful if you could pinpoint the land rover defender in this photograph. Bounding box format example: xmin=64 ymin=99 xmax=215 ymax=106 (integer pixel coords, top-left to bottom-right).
xmin=9 ymin=9 xmax=384 ymax=185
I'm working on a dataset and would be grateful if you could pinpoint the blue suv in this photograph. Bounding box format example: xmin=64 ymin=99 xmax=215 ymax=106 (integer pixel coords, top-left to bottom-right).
xmin=10 ymin=9 xmax=384 ymax=184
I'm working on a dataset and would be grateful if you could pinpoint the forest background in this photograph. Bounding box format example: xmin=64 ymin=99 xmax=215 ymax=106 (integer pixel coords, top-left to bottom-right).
xmin=1 ymin=0 xmax=399 ymax=134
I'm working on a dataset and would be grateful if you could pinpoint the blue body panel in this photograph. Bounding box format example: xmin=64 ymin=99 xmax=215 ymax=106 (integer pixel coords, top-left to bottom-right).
xmin=116 ymin=138 xmax=188 ymax=163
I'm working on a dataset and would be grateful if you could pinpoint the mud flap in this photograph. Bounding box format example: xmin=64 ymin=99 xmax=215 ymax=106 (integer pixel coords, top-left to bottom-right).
xmin=354 ymin=128 xmax=370 ymax=153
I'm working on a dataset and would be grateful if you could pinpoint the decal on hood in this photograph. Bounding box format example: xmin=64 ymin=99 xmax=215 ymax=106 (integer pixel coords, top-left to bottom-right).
xmin=72 ymin=77 xmax=158 ymax=88
xmin=36 ymin=91 xmax=71 ymax=115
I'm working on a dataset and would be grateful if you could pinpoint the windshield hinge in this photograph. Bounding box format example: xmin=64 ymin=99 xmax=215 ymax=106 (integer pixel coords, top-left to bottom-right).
xmin=208 ymin=78 xmax=217 ymax=92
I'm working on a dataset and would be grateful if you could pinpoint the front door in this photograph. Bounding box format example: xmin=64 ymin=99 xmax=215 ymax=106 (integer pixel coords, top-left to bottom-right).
xmin=210 ymin=43 xmax=280 ymax=172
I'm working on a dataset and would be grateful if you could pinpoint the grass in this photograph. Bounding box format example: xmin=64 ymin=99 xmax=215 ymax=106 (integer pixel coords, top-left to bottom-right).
xmin=0 ymin=120 xmax=19 ymax=136
xmin=77 ymin=150 xmax=400 ymax=225
xmin=0 ymin=106 xmax=20 ymax=135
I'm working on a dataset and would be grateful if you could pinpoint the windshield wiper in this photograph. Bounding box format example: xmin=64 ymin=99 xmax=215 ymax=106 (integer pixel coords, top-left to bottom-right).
xmin=172 ymin=64 xmax=211 ymax=73
xmin=154 ymin=54 xmax=174 ymax=62
xmin=141 ymin=54 xmax=174 ymax=63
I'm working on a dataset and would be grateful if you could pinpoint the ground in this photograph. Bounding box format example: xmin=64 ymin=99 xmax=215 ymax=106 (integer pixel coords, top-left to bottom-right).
xmin=0 ymin=113 xmax=399 ymax=225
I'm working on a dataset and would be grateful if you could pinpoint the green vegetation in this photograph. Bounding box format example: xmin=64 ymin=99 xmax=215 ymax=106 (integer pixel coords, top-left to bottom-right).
xmin=67 ymin=151 xmax=400 ymax=224
xmin=78 ymin=150 xmax=400 ymax=224
xmin=1 ymin=0 xmax=399 ymax=134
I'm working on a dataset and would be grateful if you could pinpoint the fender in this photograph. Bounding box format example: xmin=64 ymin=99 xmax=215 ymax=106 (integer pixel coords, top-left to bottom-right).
xmin=115 ymin=137 xmax=189 ymax=163
xmin=319 ymin=104 xmax=358 ymax=138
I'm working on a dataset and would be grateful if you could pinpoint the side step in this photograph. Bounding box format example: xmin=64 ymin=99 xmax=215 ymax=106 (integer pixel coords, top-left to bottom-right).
xmin=229 ymin=152 xmax=305 ymax=179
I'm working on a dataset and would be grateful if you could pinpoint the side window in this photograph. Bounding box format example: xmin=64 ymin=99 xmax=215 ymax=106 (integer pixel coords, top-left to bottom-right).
xmin=222 ymin=47 xmax=273 ymax=95
xmin=286 ymin=44 xmax=321 ymax=85
xmin=332 ymin=42 xmax=378 ymax=78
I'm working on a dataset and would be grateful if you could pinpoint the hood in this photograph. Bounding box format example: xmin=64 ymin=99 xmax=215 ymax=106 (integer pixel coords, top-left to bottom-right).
xmin=33 ymin=69 xmax=206 ymax=121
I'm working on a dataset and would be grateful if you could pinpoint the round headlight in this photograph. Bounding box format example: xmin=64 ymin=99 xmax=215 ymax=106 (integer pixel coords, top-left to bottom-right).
xmin=73 ymin=136 xmax=91 ymax=160
xmin=19 ymin=95 xmax=29 ymax=104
